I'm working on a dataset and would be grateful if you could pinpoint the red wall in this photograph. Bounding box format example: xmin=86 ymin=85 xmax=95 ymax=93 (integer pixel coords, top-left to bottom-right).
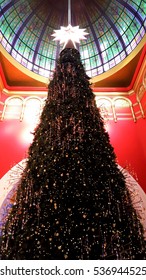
xmin=0 ymin=115 xmax=146 ymax=192
xmin=108 ymin=118 xmax=146 ymax=192
xmin=0 ymin=119 xmax=30 ymax=176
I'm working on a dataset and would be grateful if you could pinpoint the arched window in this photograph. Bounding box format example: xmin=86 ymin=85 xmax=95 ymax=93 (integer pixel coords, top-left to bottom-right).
xmin=23 ymin=97 xmax=42 ymax=124
xmin=1 ymin=96 xmax=24 ymax=120
xmin=95 ymin=97 xmax=112 ymax=122
xmin=113 ymin=97 xmax=136 ymax=122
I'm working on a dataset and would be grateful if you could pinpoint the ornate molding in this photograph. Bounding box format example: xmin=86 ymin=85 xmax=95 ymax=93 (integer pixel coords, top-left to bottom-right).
xmin=0 ymin=94 xmax=145 ymax=123
xmin=95 ymin=95 xmax=145 ymax=122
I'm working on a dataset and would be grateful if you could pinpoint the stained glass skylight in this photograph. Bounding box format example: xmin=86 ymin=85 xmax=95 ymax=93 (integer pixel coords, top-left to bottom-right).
xmin=0 ymin=0 xmax=145 ymax=78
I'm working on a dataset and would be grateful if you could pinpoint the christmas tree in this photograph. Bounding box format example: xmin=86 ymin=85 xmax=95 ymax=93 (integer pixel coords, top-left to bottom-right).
xmin=0 ymin=45 xmax=146 ymax=260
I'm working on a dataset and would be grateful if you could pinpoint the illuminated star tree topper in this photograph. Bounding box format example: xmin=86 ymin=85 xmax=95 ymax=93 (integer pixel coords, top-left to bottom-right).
xmin=51 ymin=0 xmax=88 ymax=48
xmin=51 ymin=24 xmax=88 ymax=49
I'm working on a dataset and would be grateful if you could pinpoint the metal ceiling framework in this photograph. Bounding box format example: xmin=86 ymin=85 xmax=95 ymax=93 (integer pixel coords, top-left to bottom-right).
xmin=0 ymin=0 xmax=146 ymax=79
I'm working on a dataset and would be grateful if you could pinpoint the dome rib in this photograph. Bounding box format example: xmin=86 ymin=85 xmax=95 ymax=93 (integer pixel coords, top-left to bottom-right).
xmin=117 ymin=0 xmax=145 ymax=26
xmin=92 ymin=0 xmax=127 ymax=55
xmin=10 ymin=1 xmax=43 ymax=53
xmin=56 ymin=11 xmax=67 ymax=58
xmin=32 ymin=9 xmax=54 ymax=65
xmin=0 ymin=0 xmax=14 ymax=14
xmin=79 ymin=0 xmax=104 ymax=65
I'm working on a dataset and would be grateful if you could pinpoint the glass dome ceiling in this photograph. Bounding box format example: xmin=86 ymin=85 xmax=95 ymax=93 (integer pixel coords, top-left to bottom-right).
xmin=0 ymin=0 xmax=146 ymax=79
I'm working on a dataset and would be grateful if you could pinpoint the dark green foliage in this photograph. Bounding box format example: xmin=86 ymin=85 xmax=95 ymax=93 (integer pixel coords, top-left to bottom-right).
xmin=0 ymin=48 xmax=146 ymax=259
